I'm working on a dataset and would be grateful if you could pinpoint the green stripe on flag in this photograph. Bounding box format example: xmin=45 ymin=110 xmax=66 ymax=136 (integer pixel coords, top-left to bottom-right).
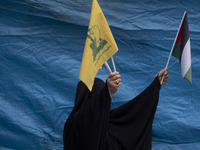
xmin=172 ymin=43 xmax=181 ymax=59
xmin=184 ymin=66 xmax=192 ymax=84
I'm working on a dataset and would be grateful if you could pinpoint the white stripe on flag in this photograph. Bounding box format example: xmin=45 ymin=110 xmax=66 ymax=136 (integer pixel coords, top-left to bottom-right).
xmin=181 ymin=38 xmax=191 ymax=78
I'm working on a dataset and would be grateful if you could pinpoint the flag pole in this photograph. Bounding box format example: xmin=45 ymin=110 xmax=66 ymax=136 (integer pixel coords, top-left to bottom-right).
xmin=161 ymin=11 xmax=186 ymax=85
xmin=104 ymin=62 xmax=112 ymax=73
xmin=111 ymin=56 xmax=116 ymax=72
xmin=104 ymin=56 xmax=117 ymax=74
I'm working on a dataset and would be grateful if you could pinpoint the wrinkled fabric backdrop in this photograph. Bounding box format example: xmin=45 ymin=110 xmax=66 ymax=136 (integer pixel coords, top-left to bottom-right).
xmin=0 ymin=0 xmax=200 ymax=149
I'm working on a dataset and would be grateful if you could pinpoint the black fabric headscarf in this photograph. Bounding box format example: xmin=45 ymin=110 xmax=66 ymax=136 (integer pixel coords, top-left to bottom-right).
xmin=63 ymin=77 xmax=161 ymax=150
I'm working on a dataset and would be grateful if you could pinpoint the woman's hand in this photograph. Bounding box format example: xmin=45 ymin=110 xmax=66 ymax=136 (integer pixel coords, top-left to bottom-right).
xmin=156 ymin=68 xmax=169 ymax=86
xmin=107 ymin=72 xmax=121 ymax=99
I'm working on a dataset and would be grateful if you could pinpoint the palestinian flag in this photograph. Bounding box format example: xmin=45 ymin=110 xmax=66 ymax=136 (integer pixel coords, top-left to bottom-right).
xmin=172 ymin=11 xmax=192 ymax=84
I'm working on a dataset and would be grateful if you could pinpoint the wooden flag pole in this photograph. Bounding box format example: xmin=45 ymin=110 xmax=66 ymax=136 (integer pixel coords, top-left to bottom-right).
xmin=161 ymin=11 xmax=186 ymax=85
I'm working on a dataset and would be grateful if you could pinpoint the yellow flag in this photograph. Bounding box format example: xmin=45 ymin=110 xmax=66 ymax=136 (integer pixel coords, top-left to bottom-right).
xmin=79 ymin=0 xmax=118 ymax=91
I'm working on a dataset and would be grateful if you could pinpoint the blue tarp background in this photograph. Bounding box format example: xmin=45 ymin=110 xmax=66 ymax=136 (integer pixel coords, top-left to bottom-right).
xmin=0 ymin=0 xmax=200 ymax=149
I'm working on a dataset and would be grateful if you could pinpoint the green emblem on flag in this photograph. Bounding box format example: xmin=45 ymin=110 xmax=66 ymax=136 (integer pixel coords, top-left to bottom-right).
xmin=87 ymin=25 xmax=108 ymax=62
xmin=79 ymin=0 xmax=118 ymax=91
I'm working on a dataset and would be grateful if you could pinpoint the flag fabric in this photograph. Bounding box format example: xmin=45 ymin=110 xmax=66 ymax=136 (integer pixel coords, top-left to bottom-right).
xmin=79 ymin=0 xmax=118 ymax=91
xmin=172 ymin=11 xmax=192 ymax=84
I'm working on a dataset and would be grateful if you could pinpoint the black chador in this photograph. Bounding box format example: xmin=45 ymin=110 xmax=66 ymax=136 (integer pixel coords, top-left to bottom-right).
xmin=63 ymin=77 xmax=161 ymax=150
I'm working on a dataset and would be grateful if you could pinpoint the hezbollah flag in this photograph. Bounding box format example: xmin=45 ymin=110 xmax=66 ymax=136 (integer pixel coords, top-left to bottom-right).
xmin=79 ymin=0 xmax=118 ymax=91
xmin=172 ymin=11 xmax=192 ymax=84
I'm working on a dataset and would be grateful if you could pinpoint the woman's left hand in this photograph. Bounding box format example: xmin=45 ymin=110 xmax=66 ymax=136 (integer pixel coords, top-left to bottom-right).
xmin=156 ymin=68 xmax=169 ymax=86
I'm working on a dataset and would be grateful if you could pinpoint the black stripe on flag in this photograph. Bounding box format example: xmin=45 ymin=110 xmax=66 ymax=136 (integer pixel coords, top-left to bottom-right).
xmin=180 ymin=13 xmax=189 ymax=61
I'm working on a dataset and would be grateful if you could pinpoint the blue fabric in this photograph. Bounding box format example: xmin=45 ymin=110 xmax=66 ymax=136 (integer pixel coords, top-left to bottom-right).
xmin=0 ymin=0 xmax=200 ymax=149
